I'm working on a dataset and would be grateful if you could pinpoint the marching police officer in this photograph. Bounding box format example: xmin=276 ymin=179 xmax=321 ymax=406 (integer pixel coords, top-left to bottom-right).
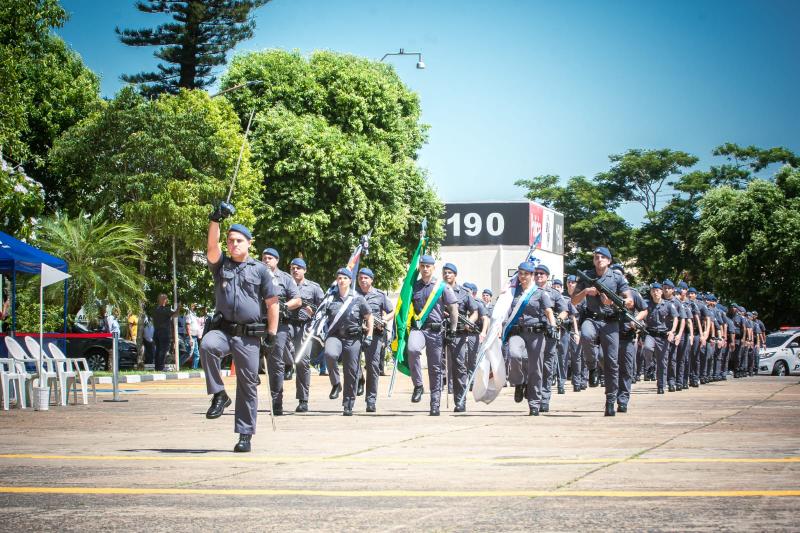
xmin=613 ymin=265 xmax=646 ymax=412
xmin=355 ymin=267 xmax=395 ymax=413
xmin=506 ymin=261 xmax=557 ymax=416
xmin=642 ymin=282 xmax=679 ymax=394
xmin=462 ymin=282 xmax=489 ymax=383
xmin=261 ymin=248 xmax=301 ymax=415
xmin=571 ymin=247 xmax=634 ymax=416
xmin=441 ymin=264 xmax=477 ymax=412
xmin=481 ymin=289 xmax=494 ymax=317
xmin=566 ymin=275 xmax=587 ymax=391
xmin=406 ymin=255 xmax=458 ymax=416
xmin=322 ymin=268 xmax=374 ymax=416
xmin=201 ymin=203 xmax=279 ymax=453
xmin=287 ymin=258 xmax=324 ymax=413
xmin=534 ymin=264 xmax=568 ymax=410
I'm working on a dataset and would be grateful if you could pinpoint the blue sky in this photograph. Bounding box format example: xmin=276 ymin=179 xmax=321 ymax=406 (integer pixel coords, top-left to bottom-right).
xmin=57 ymin=0 xmax=800 ymax=222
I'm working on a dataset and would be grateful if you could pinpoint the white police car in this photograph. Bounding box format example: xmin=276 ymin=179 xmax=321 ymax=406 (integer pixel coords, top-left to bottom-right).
xmin=759 ymin=328 xmax=800 ymax=376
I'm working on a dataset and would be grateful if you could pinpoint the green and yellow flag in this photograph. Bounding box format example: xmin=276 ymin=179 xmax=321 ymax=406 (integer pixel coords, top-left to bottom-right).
xmin=392 ymin=221 xmax=427 ymax=376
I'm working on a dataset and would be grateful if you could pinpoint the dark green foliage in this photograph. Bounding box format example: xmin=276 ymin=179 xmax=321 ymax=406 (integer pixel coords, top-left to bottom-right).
xmin=117 ymin=0 xmax=269 ymax=96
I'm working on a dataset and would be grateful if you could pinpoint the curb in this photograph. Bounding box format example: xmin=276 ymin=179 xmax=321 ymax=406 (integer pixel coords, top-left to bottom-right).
xmin=96 ymin=370 xmax=232 ymax=384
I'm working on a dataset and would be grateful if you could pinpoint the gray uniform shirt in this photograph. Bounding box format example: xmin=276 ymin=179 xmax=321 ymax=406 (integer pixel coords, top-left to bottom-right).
xmin=210 ymin=254 xmax=276 ymax=324
xmin=644 ymin=299 xmax=678 ymax=332
xmin=357 ymin=287 xmax=394 ymax=329
xmin=411 ymin=277 xmax=457 ymax=325
xmin=510 ymin=286 xmax=553 ymax=326
xmin=325 ymin=291 xmax=372 ymax=336
xmin=621 ymin=290 xmax=646 ymax=334
xmin=292 ymin=278 xmax=325 ymax=321
xmin=574 ymin=268 xmax=630 ymax=315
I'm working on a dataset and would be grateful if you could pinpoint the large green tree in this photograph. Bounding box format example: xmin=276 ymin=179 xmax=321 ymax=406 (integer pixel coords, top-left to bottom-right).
xmin=0 ymin=0 xmax=101 ymax=217
xmin=48 ymin=88 xmax=261 ymax=305
xmin=515 ymin=174 xmax=632 ymax=272
xmin=596 ymin=148 xmax=698 ymax=215
xmin=696 ymin=166 xmax=800 ymax=328
xmin=218 ymin=50 xmax=443 ymax=288
xmin=117 ymin=0 xmax=270 ymax=97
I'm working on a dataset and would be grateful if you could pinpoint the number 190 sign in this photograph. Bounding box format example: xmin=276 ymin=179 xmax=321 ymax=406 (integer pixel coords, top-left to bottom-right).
xmin=443 ymin=202 xmax=531 ymax=246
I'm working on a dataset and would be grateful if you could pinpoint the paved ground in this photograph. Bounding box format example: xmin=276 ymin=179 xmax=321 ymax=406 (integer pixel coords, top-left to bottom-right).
xmin=1 ymin=371 xmax=798 ymax=531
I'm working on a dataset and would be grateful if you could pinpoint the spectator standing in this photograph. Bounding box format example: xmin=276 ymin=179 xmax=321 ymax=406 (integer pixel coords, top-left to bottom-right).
xmin=126 ymin=311 xmax=138 ymax=342
xmin=152 ymin=294 xmax=179 ymax=371
xmin=142 ymin=314 xmax=156 ymax=366
xmin=186 ymin=303 xmax=203 ymax=369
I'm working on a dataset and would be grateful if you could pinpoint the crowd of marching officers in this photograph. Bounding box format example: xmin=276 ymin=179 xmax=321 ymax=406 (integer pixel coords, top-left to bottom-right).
xmin=197 ymin=205 xmax=766 ymax=452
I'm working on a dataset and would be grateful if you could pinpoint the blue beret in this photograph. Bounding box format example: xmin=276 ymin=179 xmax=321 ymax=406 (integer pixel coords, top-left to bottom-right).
xmin=482 ymin=288 xmax=493 ymax=296
xmin=707 ymin=294 xmax=717 ymax=301
xmin=358 ymin=267 xmax=374 ymax=279
xmin=567 ymin=275 xmax=577 ymax=282
xmin=442 ymin=262 xmax=458 ymax=274
xmin=534 ymin=264 xmax=550 ymax=275
xmin=290 ymin=258 xmax=307 ymax=269
xmin=227 ymin=223 xmax=253 ymax=241
xmin=262 ymin=247 xmax=279 ymax=259
xmin=463 ymin=282 xmax=477 ymax=292
xmin=336 ymin=267 xmax=353 ymax=278
xmin=650 ymin=282 xmax=662 ymax=289
xmin=419 ymin=255 xmax=435 ymax=265
xmin=518 ymin=261 xmax=536 ymax=273
xmin=610 ymin=263 xmax=624 ymax=273
xmin=677 ymin=281 xmax=688 ymax=290
xmin=552 ymin=278 xmax=563 ymax=286
xmin=753 ymin=311 xmax=758 ymax=316
xmin=662 ymin=279 xmax=675 ymax=288
xmin=593 ymin=247 xmax=612 ymax=260
xmin=688 ymin=287 xmax=697 ymax=294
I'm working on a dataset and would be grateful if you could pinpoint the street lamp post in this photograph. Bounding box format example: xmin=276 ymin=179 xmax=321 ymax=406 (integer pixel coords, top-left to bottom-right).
xmin=380 ymin=48 xmax=426 ymax=69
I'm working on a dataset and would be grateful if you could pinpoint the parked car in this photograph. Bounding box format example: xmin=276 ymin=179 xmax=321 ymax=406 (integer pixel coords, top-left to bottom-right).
xmin=759 ymin=329 xmax=800 ymax=376
xmin=67 ymin=323 xmax=138 ymax=371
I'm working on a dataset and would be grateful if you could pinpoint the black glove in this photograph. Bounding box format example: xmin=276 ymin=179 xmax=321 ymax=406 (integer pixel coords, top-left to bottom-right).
xmin=209 ymin=201 xmax=236 ymax=222
xmin=546 ymin=325 xmax=559 ymax=339
xmin=264 ymin=332 xmax=277 ymax=349
xmin=446 ymin=334 xmax=457 ymax=348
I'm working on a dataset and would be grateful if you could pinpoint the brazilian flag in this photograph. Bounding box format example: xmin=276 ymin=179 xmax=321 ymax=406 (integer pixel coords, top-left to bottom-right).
xmin=392 ymin=226 xmax=427 ymax=376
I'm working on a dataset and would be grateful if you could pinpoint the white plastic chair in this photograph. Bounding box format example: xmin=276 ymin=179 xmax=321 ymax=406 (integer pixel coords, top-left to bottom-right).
xmin=3 ymin=337 xmax=36 ymax=408
xmin=48 ymin=342 xmax=96 ymax=405
xmin=23 ymin=336 xmax=60 ymax=405
xmin=0 ymin=357 xmax=28 ymax=409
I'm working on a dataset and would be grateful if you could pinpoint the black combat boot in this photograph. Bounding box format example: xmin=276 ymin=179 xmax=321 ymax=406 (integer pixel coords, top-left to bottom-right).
xmin=411 ymin=385 xmax=424 ymax=403
xmin=206 ymin=390 xmax=231 ymax=419
xmin=233 ymin=434 xmax=252 ymax=453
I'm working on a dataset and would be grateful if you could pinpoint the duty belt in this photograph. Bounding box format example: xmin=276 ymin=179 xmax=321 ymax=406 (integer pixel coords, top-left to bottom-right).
xmin=287 ymin=318 xmax=310 ymax=326
xmin=620 ymin=329 xmax=637 ymax=340
xmin=510 ymin=324 xmax=546 ymax=335
xmin=646 ymin=328 xmax=668 ymax=338
xmin=331 ymin=327 xmax=362 ymax=340
xmin=217 ymin=317 xmax=265 ymax=337
xmin=412 ymin=322 xmax=442 ymax=333
xmin=585 ymin=310 xmax=618 ymax=321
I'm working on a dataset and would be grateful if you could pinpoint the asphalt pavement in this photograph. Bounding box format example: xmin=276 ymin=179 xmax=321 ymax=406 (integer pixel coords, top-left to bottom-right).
xmin=0 ymin=370 xmax=798 ymax=531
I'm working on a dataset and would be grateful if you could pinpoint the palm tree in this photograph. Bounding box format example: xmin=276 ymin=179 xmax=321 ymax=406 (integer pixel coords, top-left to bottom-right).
xmin=37 ymin=212 xmax=149 ymax=316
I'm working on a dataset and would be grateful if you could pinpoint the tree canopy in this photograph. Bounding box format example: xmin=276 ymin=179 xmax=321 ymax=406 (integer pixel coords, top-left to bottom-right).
xmin=218 ymin=50 xmax=443 ymax=288
xmin=117 ymin=0 xmax=270 ymax=96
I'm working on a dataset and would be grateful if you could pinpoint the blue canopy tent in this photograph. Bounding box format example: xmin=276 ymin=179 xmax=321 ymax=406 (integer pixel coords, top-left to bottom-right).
xmin=0 ymin=230 xmax=68 ymax=334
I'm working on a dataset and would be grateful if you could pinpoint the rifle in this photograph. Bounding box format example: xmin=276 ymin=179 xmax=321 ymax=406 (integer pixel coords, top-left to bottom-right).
xmin=576 ymin=270 xmax=647 ymax=332
xmin=300 ymin=298 xmax=318 ymax=315
xmin=444 ymin=313 xmax=480 ymax=336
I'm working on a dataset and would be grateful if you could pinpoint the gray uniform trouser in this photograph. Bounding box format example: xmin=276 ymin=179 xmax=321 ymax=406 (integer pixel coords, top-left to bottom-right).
xmin=289 ymin=322 xmax=313 ymax=402
xmin=541 ymin=335 xmax=559 ymax=406
xmin=690 ymin=335 xmax=701 ymax=381
xmin=666 ymin=339 xmax=678 ymax=386
xmin=508 ymin=331 xmax=546 ymax=409
xmin=324 ymin=335 xmax=362 ymax=407
xmin=466 ymin=334 xmax=479 ymax=375
xmin=557 ymin=330 xmax=569 ymax=384
xmin=406 ymin=328 xmax=444 ymax=408
xmin=363 ymin=334 xmax=387 ymax=404
xmin=580 ymin=318 xmax=620 ymax=401
xmin=266 ymin=323 xmax=293 ymax=405
xmin=642 ymin=334 xmax=669 ymax=388
xmin=445 ymin=334 xmax=470 ymax=406
xmin=704 ymin=342 xmax=716 ymax=378
xmin=200 ymin=330 xmax=261 ymax=435
xmin=570 ymin=334 xmax=587 ymax=386
xmin=617 ymin=332 xmax=637 ymax=406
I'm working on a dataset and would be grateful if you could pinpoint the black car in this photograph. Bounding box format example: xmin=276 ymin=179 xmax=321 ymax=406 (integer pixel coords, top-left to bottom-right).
xmin=66 ymin=324 xmax=138 ymax=371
